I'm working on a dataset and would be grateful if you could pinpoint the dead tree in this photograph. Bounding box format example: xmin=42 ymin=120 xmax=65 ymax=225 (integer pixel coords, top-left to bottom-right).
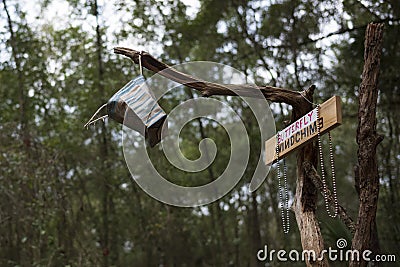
xmin=114 ymin=46 xmax=328 ymax=266
xmin=350 ymin=23 xmax=384 ymax=267
xmin=114 ymin=22 xmax=384 ymax=267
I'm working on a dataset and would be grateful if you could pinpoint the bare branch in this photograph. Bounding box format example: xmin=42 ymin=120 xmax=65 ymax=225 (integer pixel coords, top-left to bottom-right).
xmin=303 ymin=161 xmax=356 ymax=234
xmin=114 ymin=47 xmax=312 ymax=109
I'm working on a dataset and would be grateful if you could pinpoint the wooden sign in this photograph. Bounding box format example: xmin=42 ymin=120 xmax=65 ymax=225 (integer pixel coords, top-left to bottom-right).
xmin=265 ymin=96 xmax=342 ymax=165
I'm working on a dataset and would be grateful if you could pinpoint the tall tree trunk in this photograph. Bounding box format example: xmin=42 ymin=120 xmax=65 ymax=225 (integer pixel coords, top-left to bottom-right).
xmin=350 ymin=23 xmax=384 ymax=267
xmin=184 ymin=88 xmax=227 ymax=265
xmin=250 ymin=193 xmax=262 ymax=267
xmin=234 ymin=210 xmax=240 ymax=266
xmin=93 ymin=1 xmax=111 ymax=266
xmin=2 ymin=0 xmax=29 ymax=147
xmin=2 ymin=0 xmax=27 ymax=264
xmin=294 ymin=118 xmax=328 ymax=267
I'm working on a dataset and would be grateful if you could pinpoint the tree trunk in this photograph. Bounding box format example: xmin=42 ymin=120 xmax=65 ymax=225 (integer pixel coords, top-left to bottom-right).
xmin=2 ymin=0 xmax=29 ymax=147
xmin=93 ymin=1 xmax=111 ymax=266
xmin=250 ymin=193 xmax=262 ymax=267
xmin=350 ymin=23 xmax=384 ymax=267
xmin=292 ymin=104 xmax=328 ymax=267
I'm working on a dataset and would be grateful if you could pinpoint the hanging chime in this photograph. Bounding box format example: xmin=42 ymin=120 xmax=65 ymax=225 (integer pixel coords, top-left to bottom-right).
xmin=266 ymin=96 xmax=343 ymax=233
xmin=84 ymin=54 xmax=167 ymax=147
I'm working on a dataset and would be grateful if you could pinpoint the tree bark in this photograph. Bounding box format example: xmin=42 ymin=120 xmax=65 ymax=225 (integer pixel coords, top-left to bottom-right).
xmin=350 ymin=23 xmax=384 ymax=267
xmin=292 ymin=104 xmax=328 ymax=267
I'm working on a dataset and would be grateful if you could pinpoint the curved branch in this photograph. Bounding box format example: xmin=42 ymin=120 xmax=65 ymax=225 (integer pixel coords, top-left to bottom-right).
xmin=303 ymin=161 xmax=356 ymax=234
xmin=114 ymin=47 xmax=312 ymax=109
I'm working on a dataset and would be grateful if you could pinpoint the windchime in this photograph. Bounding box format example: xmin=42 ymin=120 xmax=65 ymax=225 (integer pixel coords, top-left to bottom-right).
xmin=84 ymin=53 xmax=167 ymax=147
xmin=265 ymin=96 xmax=342 ymax=233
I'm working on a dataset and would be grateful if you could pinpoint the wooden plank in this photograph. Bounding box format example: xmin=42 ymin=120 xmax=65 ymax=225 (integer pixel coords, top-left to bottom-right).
xmin=265 ymin=95 xmax=342 ymax=165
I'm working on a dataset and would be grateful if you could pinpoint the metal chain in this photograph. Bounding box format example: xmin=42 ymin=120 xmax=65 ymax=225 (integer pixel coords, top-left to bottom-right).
xmin=316 ymin=105 xmax=339 ymax=218
xmin=276 ymin=134 xmax=290 ymax=234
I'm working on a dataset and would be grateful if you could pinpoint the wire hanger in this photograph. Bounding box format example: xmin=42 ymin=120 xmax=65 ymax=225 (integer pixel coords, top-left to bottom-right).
xmin=139 ymin=51 xmax=143 ymax=77
xmin=84 ymin=103 xmax=108 ymax=128
xmin=299 ymin=91 xmax=319 ymax=107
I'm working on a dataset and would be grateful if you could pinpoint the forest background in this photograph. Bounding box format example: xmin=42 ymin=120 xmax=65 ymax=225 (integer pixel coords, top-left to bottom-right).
xmin=0 ymin=0 xmax=399 ymax=266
